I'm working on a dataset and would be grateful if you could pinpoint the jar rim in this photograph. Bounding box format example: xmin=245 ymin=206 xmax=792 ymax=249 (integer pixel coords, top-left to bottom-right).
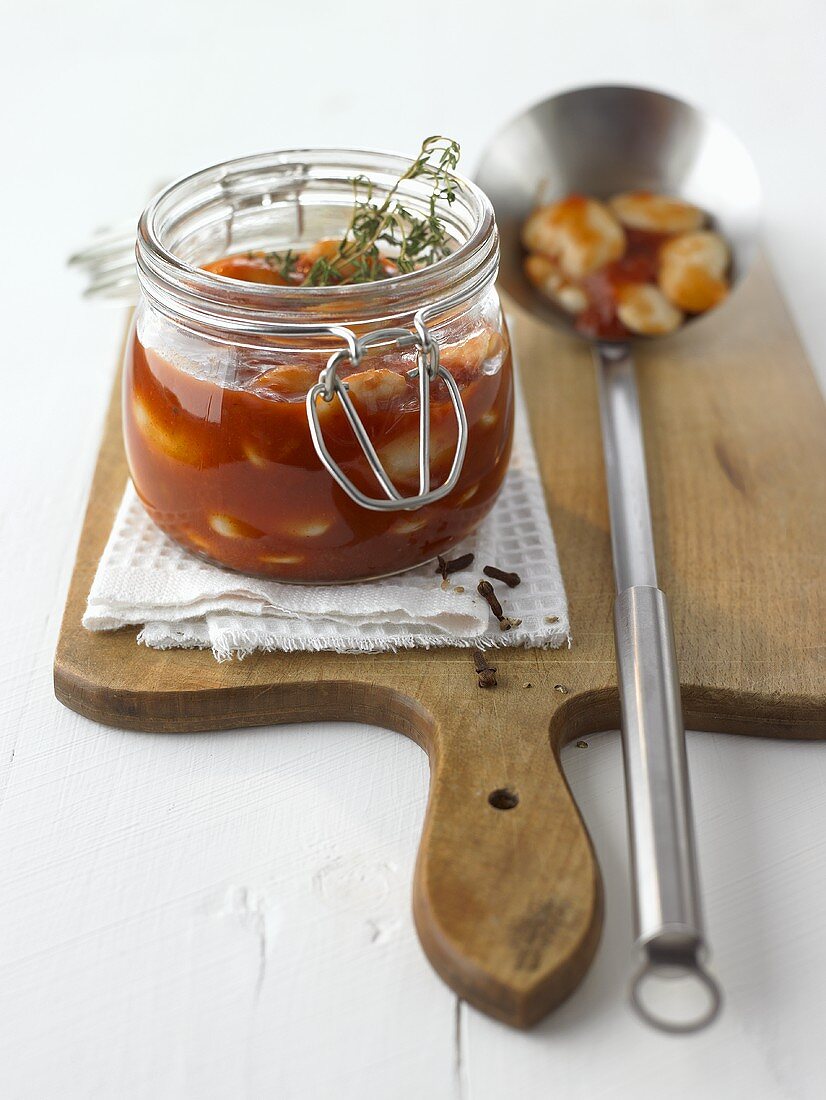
xmin=136 ymin=147 xmax=499 ymax=333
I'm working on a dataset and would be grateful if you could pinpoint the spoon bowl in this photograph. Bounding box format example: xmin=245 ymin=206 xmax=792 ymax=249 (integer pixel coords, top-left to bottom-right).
xmin=476 ymin=83 xmax=761 ymax=339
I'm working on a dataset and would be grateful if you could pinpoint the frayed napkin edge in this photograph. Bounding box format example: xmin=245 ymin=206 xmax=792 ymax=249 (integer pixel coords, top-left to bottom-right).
xmin=135 ymin=621 xmax=573 ymax=661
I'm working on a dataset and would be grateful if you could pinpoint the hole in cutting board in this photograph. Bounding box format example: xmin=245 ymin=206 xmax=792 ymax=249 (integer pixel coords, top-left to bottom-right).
xmin=488 ymin=787 xmax=519 ymax=810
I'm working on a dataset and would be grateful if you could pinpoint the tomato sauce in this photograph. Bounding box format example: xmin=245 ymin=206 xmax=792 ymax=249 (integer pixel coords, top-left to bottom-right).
xmin=575 ymin=228 xmax=669 ymax=341
xmin=203 ymin=242 xmax=399 ymax=287
xmin=124 ymin=248 xmax=514 ymax=582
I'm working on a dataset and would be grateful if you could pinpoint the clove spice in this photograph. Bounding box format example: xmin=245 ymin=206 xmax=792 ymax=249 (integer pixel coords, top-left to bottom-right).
xmin=436 ymin=552 xmax=474 ymax=580
xmin=472 ymin=648 xmax=497 ymax=688
xmin=482 ymin=565 xmax=521 ymax=588
xmin=477 ymin=579 xmax=522 ymax=632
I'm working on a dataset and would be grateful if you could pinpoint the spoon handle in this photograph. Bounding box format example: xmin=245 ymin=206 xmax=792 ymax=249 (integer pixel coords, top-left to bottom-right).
xmin=594 ymin=342 xmax=721 ymax=1033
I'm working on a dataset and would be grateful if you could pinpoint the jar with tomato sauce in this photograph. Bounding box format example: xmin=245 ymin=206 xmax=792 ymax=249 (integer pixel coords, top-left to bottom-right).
xmin=126 ymin=150 xmax=514 ymax=582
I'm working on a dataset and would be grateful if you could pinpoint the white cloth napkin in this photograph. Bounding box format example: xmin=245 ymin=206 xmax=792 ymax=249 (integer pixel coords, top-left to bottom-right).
xmin=83 ymin=384 xmax=570 ymax=659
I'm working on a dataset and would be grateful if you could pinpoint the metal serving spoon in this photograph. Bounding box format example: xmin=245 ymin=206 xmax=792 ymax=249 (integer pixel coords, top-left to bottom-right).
xmin=477 ymin=84 xmax=761 ymax=1033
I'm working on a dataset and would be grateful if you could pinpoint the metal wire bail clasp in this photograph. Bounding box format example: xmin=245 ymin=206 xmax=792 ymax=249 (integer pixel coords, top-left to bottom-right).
xmin=305 ymin=315 xmax=468 ymax=512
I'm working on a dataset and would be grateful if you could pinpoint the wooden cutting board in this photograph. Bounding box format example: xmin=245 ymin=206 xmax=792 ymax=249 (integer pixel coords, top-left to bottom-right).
xmin=54 ymin=256 xmax=826 ymax=1028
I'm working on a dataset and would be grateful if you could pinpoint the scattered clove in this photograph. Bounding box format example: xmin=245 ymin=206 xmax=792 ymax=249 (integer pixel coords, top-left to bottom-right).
xmin=473 ymin=647 xmax=498 ymax=688
xmin=436 ymin=552 xmax=475 ymax=580
xmin=483 ymin=565 xmax=521 ymax=588
xmin=477 ymin=579 xmax=522 ymax=632
xmin=477 ymin=579 xmax=504 ymax=618
xmin=554 ymin=683 xmax=569 ymax=695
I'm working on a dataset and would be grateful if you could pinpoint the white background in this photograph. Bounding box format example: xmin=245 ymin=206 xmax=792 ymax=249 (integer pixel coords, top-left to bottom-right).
xmin=2 ymin=1 xmax=825 ymax=1097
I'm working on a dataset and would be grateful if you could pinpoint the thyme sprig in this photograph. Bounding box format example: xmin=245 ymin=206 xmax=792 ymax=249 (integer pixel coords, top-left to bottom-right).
xmin=265 ymin=249 xmax=298 ymax=279
xmin=304 ymin=135 xmax=461 ymax=287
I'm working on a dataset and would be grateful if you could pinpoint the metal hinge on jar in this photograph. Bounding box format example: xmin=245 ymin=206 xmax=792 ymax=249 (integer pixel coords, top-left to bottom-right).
xmin=306 ymin=305 xmax=469 ymax=512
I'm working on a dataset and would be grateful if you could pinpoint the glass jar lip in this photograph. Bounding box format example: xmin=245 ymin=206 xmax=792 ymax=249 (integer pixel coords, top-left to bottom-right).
xmin=136 ymin=147 xmax=499 ymax=331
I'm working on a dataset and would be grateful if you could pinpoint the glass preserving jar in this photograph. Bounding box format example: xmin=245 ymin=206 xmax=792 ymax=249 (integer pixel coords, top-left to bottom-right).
xmin=125 ymin=149 xmax=514 ymax=582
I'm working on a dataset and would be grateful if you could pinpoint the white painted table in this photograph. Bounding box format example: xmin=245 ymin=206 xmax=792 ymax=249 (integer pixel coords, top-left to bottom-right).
xmin=3 ymin=2 xmax=825 ymax=1095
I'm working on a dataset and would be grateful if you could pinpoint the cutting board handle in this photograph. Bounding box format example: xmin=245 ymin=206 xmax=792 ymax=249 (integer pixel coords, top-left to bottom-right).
xmin=411 ymin=697 xmax=603 ymax=1028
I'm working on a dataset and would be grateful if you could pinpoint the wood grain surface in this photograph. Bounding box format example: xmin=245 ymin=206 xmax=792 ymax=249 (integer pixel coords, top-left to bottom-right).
xmin=53 ymin=255 xmax=826 ymax=1028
